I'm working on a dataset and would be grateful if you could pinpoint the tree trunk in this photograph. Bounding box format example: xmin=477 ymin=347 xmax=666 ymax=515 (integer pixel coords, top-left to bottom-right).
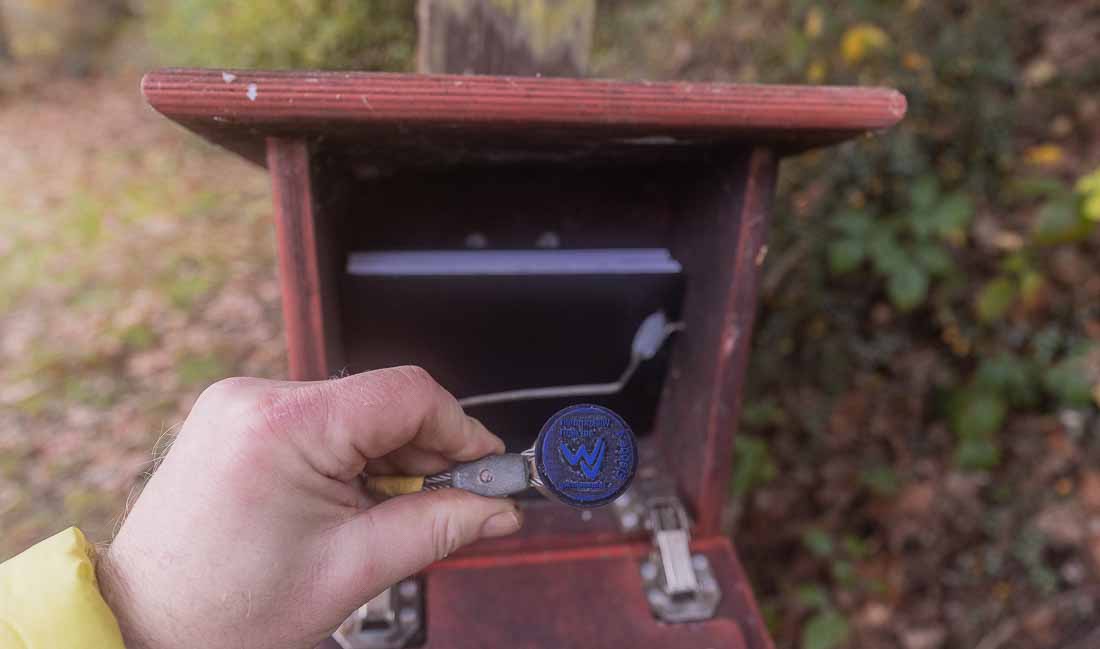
xmin=416 ymin=0 xmax=595 ymax=76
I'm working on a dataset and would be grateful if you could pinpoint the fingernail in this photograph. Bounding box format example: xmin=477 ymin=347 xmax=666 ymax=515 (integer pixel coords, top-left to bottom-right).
xmin=480 ymin=509 xmax=522 ymax=538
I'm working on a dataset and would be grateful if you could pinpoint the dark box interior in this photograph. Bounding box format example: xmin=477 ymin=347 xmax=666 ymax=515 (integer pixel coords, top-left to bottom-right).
xmin=324 ymin=160 xmax=691 ymax=451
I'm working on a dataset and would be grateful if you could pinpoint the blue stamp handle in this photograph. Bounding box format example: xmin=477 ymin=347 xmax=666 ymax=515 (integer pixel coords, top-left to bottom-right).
xmin=534 ymin=404 xmax=637 ymax=508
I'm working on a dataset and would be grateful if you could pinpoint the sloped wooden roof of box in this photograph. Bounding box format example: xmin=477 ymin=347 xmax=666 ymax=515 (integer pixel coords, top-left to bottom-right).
xmin=143 ymin=68 xmax=906 ymax=168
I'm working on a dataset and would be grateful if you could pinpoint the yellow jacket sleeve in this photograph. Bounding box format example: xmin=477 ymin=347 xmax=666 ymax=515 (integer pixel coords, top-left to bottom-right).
xmin=0 ymin=527 xmax=125 ymax=649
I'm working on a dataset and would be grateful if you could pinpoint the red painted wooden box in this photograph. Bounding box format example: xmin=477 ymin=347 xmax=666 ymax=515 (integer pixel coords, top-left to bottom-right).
xmin=143 ymin=69 xmax=904 ymax=649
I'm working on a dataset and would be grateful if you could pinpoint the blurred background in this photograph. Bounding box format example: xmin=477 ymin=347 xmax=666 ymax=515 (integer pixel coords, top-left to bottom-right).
xmin=1 ymin=1 xmax=1099 ymax=648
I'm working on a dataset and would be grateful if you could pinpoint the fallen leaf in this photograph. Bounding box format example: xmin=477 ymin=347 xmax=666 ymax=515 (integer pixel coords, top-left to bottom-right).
xmin=900 ymin=626 xmax=946 ymax=649
xmin=1035 ymin=503 xmax=1086 ymax=546
xmin=1081 ymin=471 xmax=1100 ymax=511
xmin=1088 ymin=532 xmax=1100 ymax=573
xmin=903 ymin=52 xmax=928 ymax=71
xmin=841 ymin=23 xmax=890 ymax=65
xmin=857 ymin=602 xmax=892 ymax=629
xmin=1022 ymin=606 xmax=1057 ymax=645
xmin=1024 ymin=144 xmax=1065 ymax=167
xmin=896 ymin=482 xmax=936 ymax=516
xmin=804 ymin=7 xmax=824 ymax=38
xmin=1023 ymin=59 xmax=1057 ymax=87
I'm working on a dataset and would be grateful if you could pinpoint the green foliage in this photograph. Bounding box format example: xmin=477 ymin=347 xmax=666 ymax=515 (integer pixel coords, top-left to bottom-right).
xmin=741 ymin=398 xmax=787 ymax=428
xmin=949 ymin=342 xmax=1097 ymax=471
xmin=1025 ymin=173 xmax=1100 ymax=245
xmin=976 ymin=276 xmax=1017 ymax=322
xmin=1043 ymin=351 xmax=1096 ymax=408
xmin=119 ymin=324 xmax=156 ymax=351
xmin=949 ymin=387 xmax=1006 ymax=470
xmin=802 ymin=528 xmax=834 ymax=558
xmin=1032 ymin=194 xmax=1091 ymax=245
xmin=953 ymin=432 xmax=1001 ymax=472
xmin=1013 ymin=528 xmax=1059 ymax=595
xmin=801 ymin=610 xmax=850 ymax=649
xmin=147 ymin=1 xmax=415 ymax=70
xmin=177 ymin=353 xmax=230 ymax=387
xmin=841 ymin=535 xmax=870 ymax=559
xmin=859 ymin=464 xmax=899 ymax=496
xmin=591 ymin=2 xmax=1100 ymax=645
xmin=885 ymin=262 xmax=928 ymax=312
xmin=795 ymin=582 xmax=850 ymax=649
xmin=732 ymin=435 xmax=778 ymax=498
xmin=796 ymin=584 xmax=830 ymax=610
xmin=975 ymin=353 xmax=1040 ymax=408
xmin=1079 ymin=168 xmax=1100 ymax=222
xmin=800 ymin=527 xmax=878 ymax=597
xmin=827 ymin=175 xmax=971 ymax=311
xmin=648 ymin=1 xmax=1100 ymax=474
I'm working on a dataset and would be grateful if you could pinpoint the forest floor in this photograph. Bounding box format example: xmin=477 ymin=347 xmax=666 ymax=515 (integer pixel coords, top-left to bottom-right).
xmin=0 ymin=72 xmax=284 ymax=553
xmin=1 ymin=71 xmax=1099 ymax=649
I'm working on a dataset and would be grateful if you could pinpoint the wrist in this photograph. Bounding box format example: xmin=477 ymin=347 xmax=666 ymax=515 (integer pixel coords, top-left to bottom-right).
xmin=95 ymin=546 xmax=155 ymax=649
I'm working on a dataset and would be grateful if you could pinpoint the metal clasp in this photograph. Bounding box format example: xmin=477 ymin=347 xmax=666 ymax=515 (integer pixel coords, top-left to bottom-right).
xmin=334 ymin=579 xmax=424 ymax=649
xmin=638 ymin=496 xmax=722 ymax=623
xmin=647 ymin=498 xmax=699 ymax=596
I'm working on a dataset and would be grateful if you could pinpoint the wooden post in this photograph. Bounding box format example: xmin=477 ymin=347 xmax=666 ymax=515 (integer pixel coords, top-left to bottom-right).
xmin=266 ymin=137 xmax=343 ymax=381
xmin=417 ymin=0 xmax=595 ymax=76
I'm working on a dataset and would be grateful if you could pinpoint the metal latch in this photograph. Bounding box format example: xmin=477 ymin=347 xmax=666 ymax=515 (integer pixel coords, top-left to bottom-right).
xmin=334 ymin=578 xmax=424 ymax=649
xmin=635 ymin=496 xmax=722 ymax=623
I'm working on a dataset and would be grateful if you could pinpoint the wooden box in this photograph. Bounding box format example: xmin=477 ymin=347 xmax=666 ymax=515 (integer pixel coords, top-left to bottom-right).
xmin=143 ymin=69 xmax=904 ymax=649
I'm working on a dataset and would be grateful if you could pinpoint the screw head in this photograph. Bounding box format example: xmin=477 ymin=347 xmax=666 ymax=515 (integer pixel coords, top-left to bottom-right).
xmin=398 ymin=580 xmax=419 ymax=599
xmin=478 ymin=469 xmax=494 ymax=483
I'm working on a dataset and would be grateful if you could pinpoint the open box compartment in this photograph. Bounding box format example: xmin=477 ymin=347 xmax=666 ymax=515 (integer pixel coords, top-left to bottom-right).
xmin=143 ymin=69 xmax=905 ymax=649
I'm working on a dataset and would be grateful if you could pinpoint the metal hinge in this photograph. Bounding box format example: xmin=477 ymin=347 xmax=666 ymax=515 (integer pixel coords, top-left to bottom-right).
xmin=615 ymin=488 xmax=722 ymax=623
xmin=334 ymin=578 xmax=424 ymax=649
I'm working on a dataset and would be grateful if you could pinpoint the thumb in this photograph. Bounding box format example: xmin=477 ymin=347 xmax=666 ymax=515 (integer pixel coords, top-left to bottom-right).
xmin=327 ymin=490 xmax=521 ymax=605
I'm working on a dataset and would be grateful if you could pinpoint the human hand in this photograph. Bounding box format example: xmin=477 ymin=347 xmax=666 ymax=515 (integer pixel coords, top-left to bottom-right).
xmin=96 ymin=367 xmax=522 ymax=649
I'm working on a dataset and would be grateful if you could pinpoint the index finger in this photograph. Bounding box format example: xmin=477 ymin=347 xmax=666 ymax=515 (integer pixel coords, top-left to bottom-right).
xmin=279 ymin=366 xmax=504 ymax=481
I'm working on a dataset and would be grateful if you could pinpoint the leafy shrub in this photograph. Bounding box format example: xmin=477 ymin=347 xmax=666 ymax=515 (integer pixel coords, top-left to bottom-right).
xmin=596 ymin=0 xmax=1100 ymax=473
xmin=0 ymin=0 xmax=134 ymax=74
xmin=146 ymin=0 xmax=415 ymax=70
xmin=594 ymin=2 xmax=1100 ymax=646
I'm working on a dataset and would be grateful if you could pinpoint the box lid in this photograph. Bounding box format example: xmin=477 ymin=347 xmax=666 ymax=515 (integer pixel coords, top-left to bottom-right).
xmin=142 ymin=68 xmax=905 ymax=167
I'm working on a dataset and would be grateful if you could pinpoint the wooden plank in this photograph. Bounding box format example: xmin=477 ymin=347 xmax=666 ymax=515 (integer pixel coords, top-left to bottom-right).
xmin=317 ymin=536 xmax=773 ymax=649
xmin=266 ymin=137 xmax=342 ymax=380
xmin=423 ymin=537 xmax=769 ymax=649
xmin=417 ymin=0 xmax=595 ymax=76
xmin=654 ymin=147 xmax=779 ymax=536
xmin=142 ymin=69 xmax=907 ymax=166
xmin=431 ymin=537 xmax=740 ymax=649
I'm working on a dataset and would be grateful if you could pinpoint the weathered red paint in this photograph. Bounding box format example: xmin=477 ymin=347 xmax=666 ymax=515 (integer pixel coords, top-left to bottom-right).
xmin=143 ymin=68 xmax=905 ymax=166
xmin=317 ymin=537 xmax=772 ymax=649
xmin=654 ymin=147 xmax=779 ymax=535
xmin=266 ymin=137 xmax=342 ymax=380
xmin=143 ymin=68 xmax=902 ymax=649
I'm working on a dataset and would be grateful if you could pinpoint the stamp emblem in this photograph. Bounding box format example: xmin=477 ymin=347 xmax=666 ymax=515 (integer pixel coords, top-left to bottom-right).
xmin=535 ymin=404 xmax=637 ymax=507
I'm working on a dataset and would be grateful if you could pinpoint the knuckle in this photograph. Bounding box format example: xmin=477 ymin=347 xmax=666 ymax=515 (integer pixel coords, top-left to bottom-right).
xmin=430 ymin=511 xmax=463 ymax=562
xmin=394 ymin=364 xmax=434 ymax=387
xmin=195 ymin=376 xmax=254 ymax=410
xmin=192 ymin=378 xmax=273 ymax=443
xmin=385 ymin=365 xmax=439 ymax=399
xmin=254 ymin=383 xmax=329 ymax=435
xmin=354 ymin=365 xmax=440 ymax=408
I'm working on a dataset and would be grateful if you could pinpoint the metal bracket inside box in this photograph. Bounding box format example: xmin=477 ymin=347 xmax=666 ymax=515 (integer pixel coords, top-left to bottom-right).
xmin=613 ymin=479 xmax=722 ymax=623
xmin=333 ymin=578 xmax=424 ymax=649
